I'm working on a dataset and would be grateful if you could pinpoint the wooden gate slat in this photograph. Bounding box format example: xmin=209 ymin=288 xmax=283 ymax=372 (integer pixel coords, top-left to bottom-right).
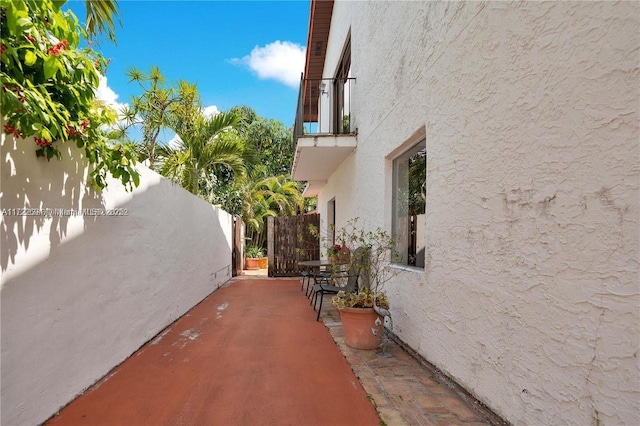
xmin=268 ymin=214 xmax=320 ymax=277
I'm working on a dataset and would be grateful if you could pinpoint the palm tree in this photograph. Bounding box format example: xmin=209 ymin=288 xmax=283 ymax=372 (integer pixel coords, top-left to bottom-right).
xmin=242 ymin=175 xmax=304 ymax=249
xmin=120 ymin=67 xmax=190 ymax=168
xmin=70 ymin=0 xmax=120 ymax=42
xmin=251 ymin=175 xmax=304 ymax=216
xmin=159 ymin=111 xmax=248 ymax=196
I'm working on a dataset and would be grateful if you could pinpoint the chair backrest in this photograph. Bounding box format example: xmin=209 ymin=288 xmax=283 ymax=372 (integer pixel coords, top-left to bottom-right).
xmin=341 ymin=246 xmax=368 ymax=293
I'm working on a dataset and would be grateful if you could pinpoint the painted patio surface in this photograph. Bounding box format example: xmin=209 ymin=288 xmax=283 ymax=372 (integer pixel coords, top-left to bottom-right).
xmin=46 ymin=278 xmax=380 ymax=426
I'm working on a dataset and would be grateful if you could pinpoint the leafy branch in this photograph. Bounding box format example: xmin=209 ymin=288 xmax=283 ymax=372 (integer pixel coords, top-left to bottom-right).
xmin=1 ymin=0 xmax=138 ymax=190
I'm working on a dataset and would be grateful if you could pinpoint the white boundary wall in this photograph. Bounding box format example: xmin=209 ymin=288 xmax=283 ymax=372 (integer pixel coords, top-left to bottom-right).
xmin=315 ymin=1 xmax=639 ymax=424
xmin=1 ymin=135 xmax=233 ymax=425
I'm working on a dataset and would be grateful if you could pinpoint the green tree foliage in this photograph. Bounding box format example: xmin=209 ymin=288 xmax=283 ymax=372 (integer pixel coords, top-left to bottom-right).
xmin=0 ymin=0 xmax=138 ymax=190
xmin=408 ymin=149 xmax=426 ymax=215
xmin=230 ymin=105 xmax=294 ymax=178
xmin=83 ymin=0 xmax=120 ymax=43
xmin=246 ymin=118 xmax=294 ymax=177
xmin=229 ymin=105 xmax=257 ymax=132
xmin=158 ymin=86 xmax=251 ymax=197
xmin=120 ymin=66 xmax=185 ymax=168
xmin=243 ymin=175 xmax=303 ymax=249
xmin=207 ymin=105 xmax=304 ymax=221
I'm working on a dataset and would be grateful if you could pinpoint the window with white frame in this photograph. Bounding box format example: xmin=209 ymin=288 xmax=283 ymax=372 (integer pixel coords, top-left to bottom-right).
xmin=392 ymin=139 xmax=426 ymax=268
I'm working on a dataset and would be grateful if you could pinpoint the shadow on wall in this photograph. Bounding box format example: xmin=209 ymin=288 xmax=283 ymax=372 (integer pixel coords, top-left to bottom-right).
xmin=0 ymin=134 xmax=233 ymax=426
xmin=1 ymin=134 xmax=105 ymax=272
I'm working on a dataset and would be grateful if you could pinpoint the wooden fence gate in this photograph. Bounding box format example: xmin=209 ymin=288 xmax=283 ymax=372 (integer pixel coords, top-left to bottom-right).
xmin=232 ymin=215 xmax=243 ymax=277
xmin=267 ymin=214 xmax=320 ymax=277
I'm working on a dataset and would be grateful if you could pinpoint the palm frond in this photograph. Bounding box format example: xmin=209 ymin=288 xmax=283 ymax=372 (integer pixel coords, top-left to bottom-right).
xmin=85 ymin=0 xmax=120 ymax=42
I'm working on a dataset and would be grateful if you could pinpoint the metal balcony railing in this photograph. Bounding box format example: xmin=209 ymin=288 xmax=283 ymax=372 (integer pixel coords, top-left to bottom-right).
xmin=293 ymin=77 xmax=356 ymax=140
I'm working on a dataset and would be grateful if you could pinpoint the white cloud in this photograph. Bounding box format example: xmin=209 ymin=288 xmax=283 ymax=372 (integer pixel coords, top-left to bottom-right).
xmin=167 ymin=133 xmax=183 ymax=150
xmin=231 ymin=41 xmax=305 ymax=89
xmin=202 ymin=105 xmax=220 ymax=118
xmin=95 ymin=75 xmax=128 ymax=115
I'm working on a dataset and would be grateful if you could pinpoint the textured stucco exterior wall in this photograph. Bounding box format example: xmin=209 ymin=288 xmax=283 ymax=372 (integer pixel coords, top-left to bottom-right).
xmin=315 ymin=1 xmax=639 ymax=425
xmin=1 ymin=135 xmax=233 ymax=426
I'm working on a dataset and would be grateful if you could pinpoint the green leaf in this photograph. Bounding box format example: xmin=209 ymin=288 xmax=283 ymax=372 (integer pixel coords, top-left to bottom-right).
xmin=16 ymin=17 xmax=33 ymax=30
xmin=43 ymin=56 xmax=58 ymax=79
xmin=5 ymin=8 xmax=19 ymax=34
xmin=131 ymin=170 xmax=140 ymax=187
xmin=39 ymin=128 xmax=52 ymax=141
xmin=24 ymin=50 xmax=37 ymax=66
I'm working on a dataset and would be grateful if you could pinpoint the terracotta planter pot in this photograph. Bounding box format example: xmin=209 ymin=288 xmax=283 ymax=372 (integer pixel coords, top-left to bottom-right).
xmin=245 ymin=257 xmax=267 ymax=270
xmin=339 ymin=307 xmax=383 ymax=350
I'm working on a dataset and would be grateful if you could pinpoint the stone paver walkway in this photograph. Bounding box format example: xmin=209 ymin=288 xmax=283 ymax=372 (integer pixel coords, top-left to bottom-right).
xmin=312 ymin=284 xmax=509 ymax=426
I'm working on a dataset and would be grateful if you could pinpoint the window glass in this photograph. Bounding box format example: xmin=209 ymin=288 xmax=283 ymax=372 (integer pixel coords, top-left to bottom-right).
xmin=392 ymin=140 xmax=426 ymax=267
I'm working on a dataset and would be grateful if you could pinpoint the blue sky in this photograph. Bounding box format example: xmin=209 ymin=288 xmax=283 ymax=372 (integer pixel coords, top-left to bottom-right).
xmin=67 ymin=0 xmax=310 ymax=134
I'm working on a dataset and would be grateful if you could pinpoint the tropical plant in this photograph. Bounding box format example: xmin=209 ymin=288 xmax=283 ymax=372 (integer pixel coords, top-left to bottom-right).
xmin=242 ymin=175 xmax=303 ymax=249
xmin=119 ymin=66 xmax=186 ymax=168
xmin=244 ymin=117 xmax=294 ymax=177
xmin=329 ymin=218 xmax=399 ymax=309
xmin=77 ymin=0 xmax=120 ymax=43
xmin=342 ymin=114 xmax=350 ymax=134
xmin=205 ymin=175 xmax=244 ymax=215
xmin=228 ymin=105 xmax=295 ymax=178
xmin=229 ymin=104 xmax=257 ymax=132
xmin=0 ymin=0 xmax=138 ymax=190
xmin=159 ymin=107 xmax=248 ymax=197
xmin=245 ymin=245 xmax=265 ymax=259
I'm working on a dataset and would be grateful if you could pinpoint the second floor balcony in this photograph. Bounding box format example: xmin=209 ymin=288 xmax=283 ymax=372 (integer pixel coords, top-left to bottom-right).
xmin=291 ymin=77 xmax=357 ymax=196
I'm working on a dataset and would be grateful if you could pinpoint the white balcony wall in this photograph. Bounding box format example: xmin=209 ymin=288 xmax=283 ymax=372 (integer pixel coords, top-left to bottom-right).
xmin=314 ymin=1 xmax=639 ymax=425
xmin=1 ymin=135 xmax=233 ymax=426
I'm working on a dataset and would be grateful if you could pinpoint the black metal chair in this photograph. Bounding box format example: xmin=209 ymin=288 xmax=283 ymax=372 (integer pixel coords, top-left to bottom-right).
xmin=311 ymin=247 xmax=365 ymax=321
xmin=301 ymin=267 xmax=331 ymax=297
xmin=300 ymin=269 xmax=311 ymax=291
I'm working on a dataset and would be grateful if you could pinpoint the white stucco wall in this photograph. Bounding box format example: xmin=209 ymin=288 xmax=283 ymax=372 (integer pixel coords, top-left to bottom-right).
xmin=314 ymin=1 xmax=639 ymax=425
xmin=1 ymin=135 xmax=233 ymax=426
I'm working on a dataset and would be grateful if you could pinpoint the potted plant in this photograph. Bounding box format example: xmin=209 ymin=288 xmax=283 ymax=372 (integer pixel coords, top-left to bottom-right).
xmin=329 ymin=218 xmax=398 ymax=349
xmin=245 ymin=245 xmax=267 ymax=270
xmin=327 ymin=242 xmax=351 ymax=265
xmin=342 ymin=114 xmax=351 ymax=134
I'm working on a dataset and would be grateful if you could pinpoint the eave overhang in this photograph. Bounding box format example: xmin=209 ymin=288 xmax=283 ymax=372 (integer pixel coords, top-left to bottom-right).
xmin=302 ymin=0 xmax=334 ymax=121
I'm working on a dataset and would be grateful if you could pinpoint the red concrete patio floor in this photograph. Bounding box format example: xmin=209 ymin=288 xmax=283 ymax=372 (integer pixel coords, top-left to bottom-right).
xmin=47 ymin=275 xmax=507 ymax=426
xmin=46 ymin=278 xmax=380 ymax=426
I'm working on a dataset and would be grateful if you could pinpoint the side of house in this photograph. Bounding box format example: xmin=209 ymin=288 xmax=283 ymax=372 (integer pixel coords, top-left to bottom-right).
xmin=1 ymin=135 xmax=233 ymax=426
xmin=292 ymin=1 xmax=639 ymax=424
